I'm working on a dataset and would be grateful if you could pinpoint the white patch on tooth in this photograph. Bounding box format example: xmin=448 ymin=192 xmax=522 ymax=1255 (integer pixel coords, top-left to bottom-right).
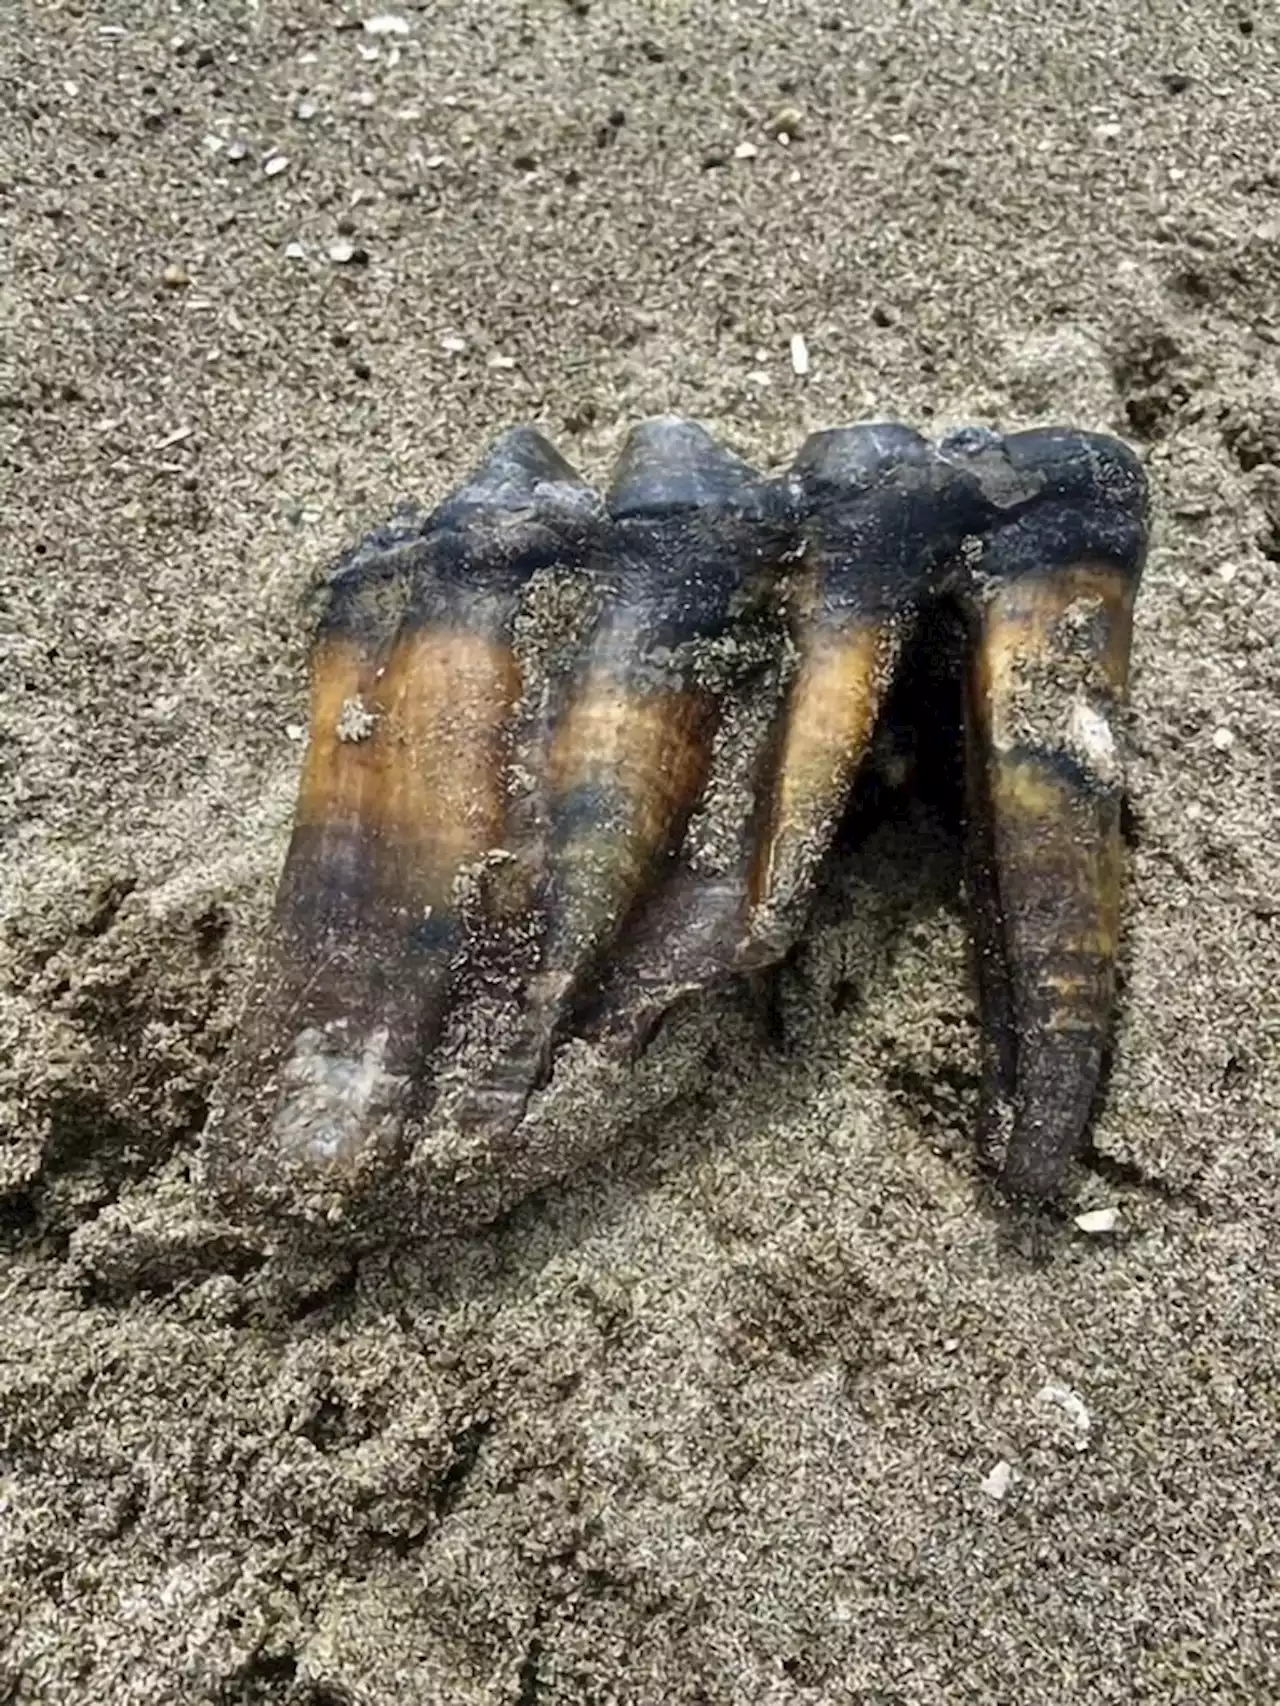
xmin=1066 ymin=696 xmax=1119 ymax=787
xmin=336 ymin=695 xmax=377 ymax=742
xmin=272 ymin=1024 xmax=406 ymax=1165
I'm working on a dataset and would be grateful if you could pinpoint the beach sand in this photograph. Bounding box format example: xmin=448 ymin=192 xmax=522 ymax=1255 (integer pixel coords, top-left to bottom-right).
xmin=1 ymin=2 xmax=1277 ymax=1701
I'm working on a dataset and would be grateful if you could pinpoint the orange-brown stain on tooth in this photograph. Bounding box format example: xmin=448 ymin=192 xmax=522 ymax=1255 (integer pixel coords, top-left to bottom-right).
xmin=969 ymin=559 xmax=1133 ymax=1016
xmin=973 ymin=559 xmax=1135 ymax=1050
xmin=547 ymin=678 xmax=712 ymax=927
xmin=978 ymin=561 xmax=1137 ymax=739
xmin=294 ymin=633 xmax=394 ymax=839
xmin=294 ymin=626 xmax=521 ymax=913
xmin=986 ymin=758 xmax=1122 ymax=979
xmin=376 ymin=626 xmax=521 ymax=908
xmin=752 ymin=622 xmax=894 ymax=910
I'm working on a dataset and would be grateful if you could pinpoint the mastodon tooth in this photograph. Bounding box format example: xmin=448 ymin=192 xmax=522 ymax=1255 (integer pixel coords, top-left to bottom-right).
xmin=743 ymin=423 xmax=977 ymax=961
xmin=469 ymin=416 xmax=792 ymax=1124
xmin=202 ymin=428 xmax=599 ymax=1203
xmin=947 ymin=425 xmax=1148 ymax=1200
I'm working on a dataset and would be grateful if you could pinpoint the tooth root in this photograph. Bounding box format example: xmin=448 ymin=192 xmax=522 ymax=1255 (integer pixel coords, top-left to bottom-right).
xmin=216 ymin=530 xmax=422 ymax=1185
xmin=541 ymin=420 xmax=785 ymax=979
xmin=958 ymin=428 xmax=1148 ymax=1199
xmin=749 ymin=618 xmax=898 ymax=944
xmin=472 ymin=417 xmax=791 ymax=1126
xmin=576 ymin=661 xmax=785 ymax=1057
xmin=747 ymin=424 xmax=957 ymax=957
xmin=205 ymin=430 xmax=597 ymax=1198
xmin=542 ymin=685 xmax=715 ymax=964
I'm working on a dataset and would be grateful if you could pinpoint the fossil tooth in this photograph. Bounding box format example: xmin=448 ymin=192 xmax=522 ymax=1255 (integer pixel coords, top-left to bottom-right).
xmin=472 ymin=416 xmax=792 ymax=1119
xmin=745 ymin=424 xmax=971 ymax=959
xmin=203 ymin=428 xmax=599 ymax=1197
xmin=953 ymin=426 xmax=1148 ymax=1199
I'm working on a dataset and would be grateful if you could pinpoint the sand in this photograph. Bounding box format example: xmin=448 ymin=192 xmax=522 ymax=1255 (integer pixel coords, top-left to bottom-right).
xmin=1 ymin=2 xmax=1278 ymax=1701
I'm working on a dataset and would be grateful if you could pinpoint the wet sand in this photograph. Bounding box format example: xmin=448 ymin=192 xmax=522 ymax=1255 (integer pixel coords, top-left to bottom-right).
xmin=1 ymin=3 xmax=1278 ymax=1701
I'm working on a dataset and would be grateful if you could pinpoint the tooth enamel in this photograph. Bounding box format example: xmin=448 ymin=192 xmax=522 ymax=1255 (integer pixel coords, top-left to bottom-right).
xmin=202 ymin=417 xmax=1148 ymax=1228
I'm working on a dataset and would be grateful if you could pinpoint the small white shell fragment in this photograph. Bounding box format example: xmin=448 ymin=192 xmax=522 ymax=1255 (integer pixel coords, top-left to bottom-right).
xmin=1036 ymin=1382 xmax=1092 ymax=1446
xmin=733 ymin=140 xmax=759 ymax=160
xmin=284 ymin=240 xmax=306 ymax=260
xmin=264 ymin=153 xmax=290 ymax=177
xmin=789 ymin=333 xmax=810 ymax=376
xmin=153 ymin=425 xmax=194 ymax=452
xmin=441 ymin=334 xmax=468 ymax=353
xmin=979 ymin=1460 xmax=1016 ymax=1502
xmin=1074 ymin=1206 xmax=1120 ymax=1235
xmin=1067 ymin=698 xmax=1118 ymax=784
xmin=363 ymin=12 xmax=410 ymax=32
xmin=285 ymin=723 xmax=305 ymax=743
xmin=767 ymin=104 xmax=804 ymax=142
xmin=328 ymin=239 xmax=357 ymax=264
xmin=296 ymin=99 xmax=317 ymax=121
xmin=1211 ymin=725 xmax=1236 ymax=751
xmin=488 ymin=354 xmax=517 ymax=369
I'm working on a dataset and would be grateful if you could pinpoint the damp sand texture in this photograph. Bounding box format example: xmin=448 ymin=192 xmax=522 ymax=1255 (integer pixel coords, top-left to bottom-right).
xmin=1 ymin=4 xmax=1278 ymax=1705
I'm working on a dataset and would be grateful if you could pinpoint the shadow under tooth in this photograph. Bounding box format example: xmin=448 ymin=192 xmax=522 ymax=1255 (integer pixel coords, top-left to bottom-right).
xmin=953 ymin=426 xmax=1148 ymax=1199
xmin=470 ymin=416 xmax=791 ymax=1123
xmin=745 ymin=423 xmax=972 ymax=962
xmin=204 ymin=428 xmax=598 ymax=1203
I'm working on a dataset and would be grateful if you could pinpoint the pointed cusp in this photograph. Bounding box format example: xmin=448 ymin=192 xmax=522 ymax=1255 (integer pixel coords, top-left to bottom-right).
xmin=951 ymin=426 xmax=1149 ymax=1200
xmin=744 ymin=423 xmax=968 ymax=959
xmin=202 ymin=430 xmax=599 ymax=1206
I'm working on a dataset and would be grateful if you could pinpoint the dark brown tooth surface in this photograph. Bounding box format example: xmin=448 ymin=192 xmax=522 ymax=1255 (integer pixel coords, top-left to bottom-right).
xmin=469 ymin=416 xmax=792 ymax=1123
xmin=203 ymin=428 xmax=599 ymax=1202
xmin=948 ymin=426 xmax=1149 ymax=1200
xmin=744 ymin=424 xmax=968 ymax=963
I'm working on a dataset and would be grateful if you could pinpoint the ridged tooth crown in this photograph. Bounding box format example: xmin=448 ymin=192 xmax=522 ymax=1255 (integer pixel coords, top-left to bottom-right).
xmin=940 ymin=425 xmax=1146 ymax=513
xmin=939 ymin=426 xmax=1149 ymax=584
xmin=790 ymin=423 xmax=974 ymax=614
xmin=424 ymin=425 xmax=603 ymax=595
xmin=790 ymin=421 xmax=935 ymax=499
xmin=608 ymin=417 xmax=768 ymax=518
xmin=443 ymin=426 xmax=588 ymax=517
